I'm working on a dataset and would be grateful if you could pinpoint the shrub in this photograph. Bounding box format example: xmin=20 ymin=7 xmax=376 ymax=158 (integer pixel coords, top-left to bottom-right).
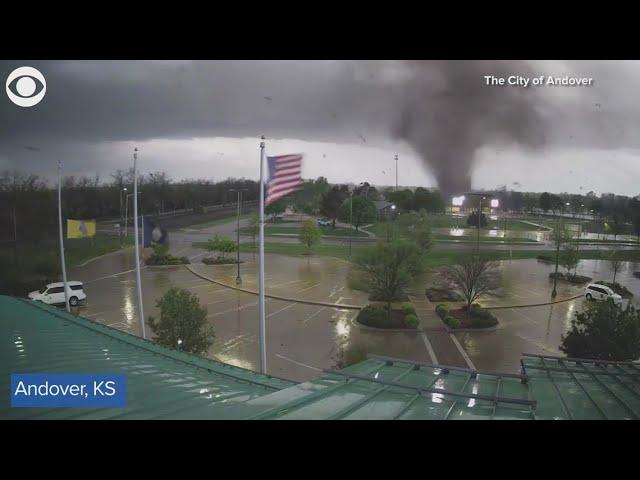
xmin=561 ymin=301 xmax=640 ymax=361
xmin=147 ymin=287 xmax=214 ymax=355
xmin=404 ymin=313 xmax=419 ymax=328
xmin=402 ymin=302 xmax=416 ymax=315
xmin=145 ymin=244 xmax=190 ymax=265
xmin=537 ymin=254 xmax=554 ymax=263
xmin=435 ymin=303 xmax=449 ymax=319
xmin=446 ymin=316 xmax=460 ymax=329
xmin=357 ymin=304 xmax=388 ymax=328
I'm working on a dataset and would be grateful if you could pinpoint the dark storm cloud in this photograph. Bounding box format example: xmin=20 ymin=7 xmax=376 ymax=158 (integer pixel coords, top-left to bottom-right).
xmin=0 ymin=60 xmax=395 ymax=145
xmin=2 ymin=60 xmax=640 ymax=193
xmin=393 ymin=61 xmax=548 ymax=197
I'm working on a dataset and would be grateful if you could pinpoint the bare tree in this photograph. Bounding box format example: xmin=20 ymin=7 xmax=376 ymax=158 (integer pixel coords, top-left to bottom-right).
xmin=443 ymin=255 xmax=500 ymax=312
xmin=607 ymin=250 xmax=623 ymax=284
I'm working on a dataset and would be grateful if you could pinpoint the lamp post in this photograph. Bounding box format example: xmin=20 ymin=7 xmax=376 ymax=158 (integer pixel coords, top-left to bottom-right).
xmin=124 ymin=191 xmax=141 ymax=239
xmin=465 ymin=193 xmax=493 ymax=254
xmin=120 ymin=187 xmax=127 ymax=246
xmin=394 ymin=154 xmax=398 ymax=192
xmin=229 ymin=188 xmax=247 ymax=284
xmin=452 ymin=195 xmax=465 ymax=229
xmin=551 ymin=202 xmax=571 ymax=298
xmin=349 ymin=189 xmax=354 ymax=258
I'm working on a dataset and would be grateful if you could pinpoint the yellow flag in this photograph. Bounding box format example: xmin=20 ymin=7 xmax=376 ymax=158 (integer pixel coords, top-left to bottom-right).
xmin=67 ymin=219 xmax=96 ymax=238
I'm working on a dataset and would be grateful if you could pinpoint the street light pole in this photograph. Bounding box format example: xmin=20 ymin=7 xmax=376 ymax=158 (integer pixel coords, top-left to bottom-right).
xmin=133 ymin=148 xmax=146 ymax=339
xmin=57 ymin=160 xmax=70 ymax=313
xmin=120 ymin=187 xmax=127 ymax=246
xmin=230 ymin=188 xmax=247 ymax=284
xmin=551 ymin=202 xmax=570 ymax=298
xmin=349 ymin=190 xmax=353 ymax=258
xmin=477 ymin=196 xmax=483 ymax=254
xmin=394 ymin=154 xmax=398 ymax=191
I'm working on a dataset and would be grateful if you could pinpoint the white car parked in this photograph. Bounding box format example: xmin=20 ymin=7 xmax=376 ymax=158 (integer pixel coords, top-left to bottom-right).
xmin=28 ymin=281 xmax=86 ymax=307
xmin=584 ymin=283 xmax=622 ymax=305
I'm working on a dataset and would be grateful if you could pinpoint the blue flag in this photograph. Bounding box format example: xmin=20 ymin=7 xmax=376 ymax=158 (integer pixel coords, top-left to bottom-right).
xmin=143 ymin=217 xmax=168 ymax=247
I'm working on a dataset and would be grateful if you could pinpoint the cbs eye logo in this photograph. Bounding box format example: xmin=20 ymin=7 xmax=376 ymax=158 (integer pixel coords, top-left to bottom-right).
xmin=6 ymin=66 xmax=46 ymax=107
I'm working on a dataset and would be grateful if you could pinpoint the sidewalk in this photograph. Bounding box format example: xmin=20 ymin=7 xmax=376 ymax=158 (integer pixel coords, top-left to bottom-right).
xmin=408 ymin=290 xmax=471 ymax=369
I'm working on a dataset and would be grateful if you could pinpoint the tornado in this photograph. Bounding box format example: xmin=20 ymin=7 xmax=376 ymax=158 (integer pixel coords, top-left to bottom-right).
xmin=393 ymin=61 xmax=548 ymax=199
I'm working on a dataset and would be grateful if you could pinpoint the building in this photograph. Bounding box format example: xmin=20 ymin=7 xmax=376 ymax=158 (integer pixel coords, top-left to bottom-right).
xmin=2 ymin=296 xmax=639 ymax=420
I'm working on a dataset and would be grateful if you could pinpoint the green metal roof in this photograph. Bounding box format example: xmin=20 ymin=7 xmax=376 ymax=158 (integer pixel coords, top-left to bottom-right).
xmin=0 ymin=296 xmax=293 ymax=419
xmin=2 ymin=295 xmax=639 ymax=420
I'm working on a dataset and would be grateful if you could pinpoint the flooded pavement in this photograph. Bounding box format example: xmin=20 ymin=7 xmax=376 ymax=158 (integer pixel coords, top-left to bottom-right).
xmin=69 ymin=251 xmax=432 ymax=383
xmin=455 ymin=258 xmax=640 ymax=373
xmin=67 ymin=217 xmax=640 ymax=381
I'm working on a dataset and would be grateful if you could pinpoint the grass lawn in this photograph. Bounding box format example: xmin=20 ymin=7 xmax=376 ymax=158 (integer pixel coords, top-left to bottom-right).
xmin=239 ymin=225 xmax=369 ymax=238
xmin=194 ymin=238 xmax=640 ymax=267
xmin=64 ymin=235 xmax=135 ymax=266
xmin=424 ymin=214 xmax=549 ymax=231
xmin=238 ymin=242 xmax=359 ymax=260
xmin=432 ymin=234 xmax=539 ymax=244
xmin=1 ymin=234 xmax=135 ymax=295
xmin=570 ymin=238 xmax=640 ymax=245
xmin=189 ymin=214 xmax=251 ymax=230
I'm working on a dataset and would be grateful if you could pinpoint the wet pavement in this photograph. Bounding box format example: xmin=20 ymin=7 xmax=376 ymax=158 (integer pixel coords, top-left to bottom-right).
xmin=64 ymin=217 xmax=640 ymax=381
xmin=455 ymin=258 xmax=640 ymax=373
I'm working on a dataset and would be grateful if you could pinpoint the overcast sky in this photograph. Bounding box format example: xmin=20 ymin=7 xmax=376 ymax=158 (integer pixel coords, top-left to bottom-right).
xmin=2 ymin=60 xmax=639 ymax=196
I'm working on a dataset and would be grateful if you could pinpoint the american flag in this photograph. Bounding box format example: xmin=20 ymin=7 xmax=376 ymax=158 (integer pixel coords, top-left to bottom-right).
xmin=266 ymin=154 xmax=303 ymax=206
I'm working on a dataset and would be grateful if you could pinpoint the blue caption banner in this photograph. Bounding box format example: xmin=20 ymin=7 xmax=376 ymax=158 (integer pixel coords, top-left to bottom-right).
xmin=11 ymin=373 xmax=127 ymax=408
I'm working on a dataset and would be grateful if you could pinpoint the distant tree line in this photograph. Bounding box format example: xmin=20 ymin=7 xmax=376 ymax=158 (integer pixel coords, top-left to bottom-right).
xmin=0 ymin=169 xmax=259 ymax=244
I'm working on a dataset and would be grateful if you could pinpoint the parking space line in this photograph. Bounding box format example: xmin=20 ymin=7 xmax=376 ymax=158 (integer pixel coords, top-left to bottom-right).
xmin=267 ymin=303 xmax=296 ymax=318
xmin=420 ymin=332 xmax=438 ymax=364
xmin=294 ymin=282 xmax=321 ymax=294
xmin=303 ymin=307 xmax=327 ymax=324
xmin=510 ymin=308 xmax=535 ymax=322
xmin=274 ymin=353 xmax=323 ymax=372
xmin=207 ymin=300 xmax=267 ymax=318
xmin=204 ymin=295 xmax=241 ymax=306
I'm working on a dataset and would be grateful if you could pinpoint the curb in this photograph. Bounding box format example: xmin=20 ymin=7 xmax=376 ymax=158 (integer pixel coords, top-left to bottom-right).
xmin=184 ymin=265 xmax=363 ymax=310
xmin=483 ymin=294 xmax=583 ymax=310
xmin=77 ymin=246 xmax=134 ymax=267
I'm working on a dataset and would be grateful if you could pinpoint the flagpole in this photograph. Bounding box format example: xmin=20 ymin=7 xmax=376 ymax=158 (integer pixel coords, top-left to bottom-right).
xmin=133 ymin=148 xmax=146 ymax=339
xmin=258 ymin=136 xmax=267 ymax=374
xmin=57 ymin=160 xmax=70 ymax=313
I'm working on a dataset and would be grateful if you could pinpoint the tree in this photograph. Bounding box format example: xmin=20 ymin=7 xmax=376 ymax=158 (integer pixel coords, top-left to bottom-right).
xmin=630 ymin=197 xmax=640 ymax=243
xmin=467 ymin=211 xmax=488 ymax=228
xmin=386 ymin=189 xmax=414 ymax=211
xmin=319 ymin=185 xmax=348 ymax=228
xmin=560 ymin=301 xmax=640 ymax=361
xmin=247 ymin=214 xmax=259 ymax=248
xmin=299 ymin=219 xmax=322 ymax=253
xmin=559 ymin=243 xmax=580 ymax=278
xmin=398 ymin=211 xmax=432 ymax=253
xmin=539 ymin=192 xmax=552 ymax=212
xmin=265 ymin=199 xmax=286 ymax=222
xmin=551 ymin=224 xmax=571 ymax=296
xmin=148 ymin=288 xmax=215 ymax=355
xmin=443 ymin=255 xmax=500 ymax=313
xmin=355 ymin=240 xmax=420 ymax=321
xmin=206 ymin=235 xmax=236 ymax=261
xmin=338 ymin=196 xmax=376 ymax=231
xmin=605 ymin=212 xmax=625 ymax=241
xmin=606 ymin=250 xmax=623 ymax=283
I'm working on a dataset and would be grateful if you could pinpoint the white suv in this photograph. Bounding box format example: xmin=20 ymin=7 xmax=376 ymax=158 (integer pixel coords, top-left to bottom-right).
xmin=584 ymin=283 xmax=622 ymax=305
xmin=28 ymin=281 xmax=87 ymax=307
